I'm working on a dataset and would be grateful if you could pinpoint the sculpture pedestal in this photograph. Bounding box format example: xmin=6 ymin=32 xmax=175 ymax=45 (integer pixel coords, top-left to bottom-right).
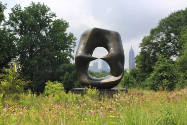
xmin=71 ymin=88 xmax=128 ymax=97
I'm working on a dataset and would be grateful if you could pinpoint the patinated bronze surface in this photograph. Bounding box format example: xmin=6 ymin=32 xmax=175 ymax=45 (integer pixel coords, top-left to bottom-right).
xmin=75 ymin=28 xmax=124 ymax=89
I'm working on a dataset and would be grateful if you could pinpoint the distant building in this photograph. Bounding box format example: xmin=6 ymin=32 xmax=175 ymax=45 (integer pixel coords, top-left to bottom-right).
xmin=101 ymin=60 xmax=110 ymax=72
xmin=89 ymin=60 xmax=99 ymax=72
xmin=129 ymin=46 xmax=135 ymax=70
xmin=91 ymin=60 xmax=99 ymax=72
xmin=89 ymin=60 xmax=110 ymax=72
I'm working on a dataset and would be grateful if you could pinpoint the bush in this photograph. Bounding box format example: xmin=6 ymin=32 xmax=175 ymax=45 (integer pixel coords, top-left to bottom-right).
xmin=146 ymin=56 xmax=178 ymax=91
xmin=44 ymin=81 xmax=65 ymax=96
xmin=0 ymin=64 xmax=29 ymax=97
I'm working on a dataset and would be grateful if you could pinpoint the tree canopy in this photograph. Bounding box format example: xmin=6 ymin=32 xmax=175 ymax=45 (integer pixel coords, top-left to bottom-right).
xmin=0 ymin=2 xmax=16 ymax=71
xmin=0 ymin=2 xmax=5 ymax=23
xmin=146 ymin=55 xmax=178 ymax=91
xmin=135 ymin=8 xmax=187 ymax=83
xmin=6 ymin=2 xmax=76 ymax=92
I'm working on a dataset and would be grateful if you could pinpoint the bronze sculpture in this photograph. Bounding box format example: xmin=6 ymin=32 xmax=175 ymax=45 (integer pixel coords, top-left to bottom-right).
xmin=75 ymin=28 xmax=124 ymax=89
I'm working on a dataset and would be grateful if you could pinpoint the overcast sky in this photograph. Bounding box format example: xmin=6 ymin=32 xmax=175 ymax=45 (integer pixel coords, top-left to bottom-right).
xmin=2 ymin=0 xmax=187 ymax=69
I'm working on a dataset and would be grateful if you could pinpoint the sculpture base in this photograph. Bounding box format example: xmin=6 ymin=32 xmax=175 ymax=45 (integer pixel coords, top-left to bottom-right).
xmin=71 ymin=88 xmax=128 ymax=97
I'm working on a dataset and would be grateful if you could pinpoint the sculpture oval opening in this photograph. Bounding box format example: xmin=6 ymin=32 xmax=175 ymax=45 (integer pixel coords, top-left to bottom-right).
xmin=88 ymin=59 xmax=110 ymax=78
xmin=92 ymin=47 xmax=108 ymax=58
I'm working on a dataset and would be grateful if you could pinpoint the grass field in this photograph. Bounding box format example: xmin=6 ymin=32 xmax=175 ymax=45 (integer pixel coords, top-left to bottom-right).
xmin=0 ymin=88 xmax=187 ymax=125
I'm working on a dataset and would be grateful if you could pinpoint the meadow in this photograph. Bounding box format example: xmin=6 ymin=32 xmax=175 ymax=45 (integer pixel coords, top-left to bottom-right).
xmin=0 ymin=87 xmax=187 ymax=125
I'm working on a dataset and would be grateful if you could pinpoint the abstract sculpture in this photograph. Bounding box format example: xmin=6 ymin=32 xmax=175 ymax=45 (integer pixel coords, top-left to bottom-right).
xmin=75 ymin=28 xmax=124 ymax=89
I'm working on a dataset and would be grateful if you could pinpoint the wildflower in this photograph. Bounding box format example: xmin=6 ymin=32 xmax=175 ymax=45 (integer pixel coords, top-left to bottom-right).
xmin=113 ymin=106 xmax=116 ymax=111
xmin=99 ymin=111 xmax=103 ymax=116
xmin=109 ymin=115 xmax=115 ymax=118
xmin=90 ymin=111 xmax=95 ymax=115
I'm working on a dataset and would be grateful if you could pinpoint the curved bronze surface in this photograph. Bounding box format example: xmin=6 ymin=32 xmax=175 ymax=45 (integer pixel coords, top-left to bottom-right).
xmin=75 ymin=28 xmax=124 ymax=89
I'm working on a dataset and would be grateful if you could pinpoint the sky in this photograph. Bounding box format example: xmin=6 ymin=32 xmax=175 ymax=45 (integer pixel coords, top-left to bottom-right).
xmin=2 ymin=0 xmax=187 ymax=69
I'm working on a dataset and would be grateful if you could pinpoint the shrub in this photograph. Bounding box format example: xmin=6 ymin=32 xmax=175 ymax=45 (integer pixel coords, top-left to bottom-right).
xmin=44 ymin=81 xmax=65 ymax=96
xmin=0 ymin=65 xmax=29 ymax=97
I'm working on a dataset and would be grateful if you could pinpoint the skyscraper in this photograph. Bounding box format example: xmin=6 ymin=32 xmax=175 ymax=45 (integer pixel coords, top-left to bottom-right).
xmin=89 ymin=60 xmax=99 ymax=72
xmin=129 ymin=46 xmax=135 ymax=70
xmin=101 ymin=60 xmax=110 ymax=72
xmin=89 ymin=60 xmax=110 ymax=72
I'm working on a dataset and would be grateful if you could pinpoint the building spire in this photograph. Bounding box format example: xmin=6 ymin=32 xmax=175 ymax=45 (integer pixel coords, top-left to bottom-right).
xmin=129 ymin=46 xmax=135 ymax=70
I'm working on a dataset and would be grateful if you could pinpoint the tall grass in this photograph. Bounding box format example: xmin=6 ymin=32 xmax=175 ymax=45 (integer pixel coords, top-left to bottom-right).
xmin=0 ymin=88 xmax=187 ymax=125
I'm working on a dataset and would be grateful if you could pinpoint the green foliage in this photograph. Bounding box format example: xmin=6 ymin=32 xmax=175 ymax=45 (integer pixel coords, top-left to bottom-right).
xmin=135 ymin=8 xmax=187 ymax=83
xmin=6 ymin=2 xmax=76 ymax=92
xmin=44 ymin=80 xmax=81 ymax=103
xmin=0 ymin=29 xmax=17 ymax=71
xmin=0 ymin=64 xmax=29 ymax=96
xmin=146 ymin=56 xmax=178 ymax=91
xmin=57 ymin=63 xmax=80 ymax=91
xmin=176 ymin=27 xmax=187 ymax=88
xmin=121 ymin=71 xmax=136 ymax=88
xmin=44 ymin=81 xmax=65 ymax=96
xmin=177 ymin=27 xmax=187 ymax=72
xmin=85 ymin=88 xmax=99 ymax=99
xmin=88 ymin=70 xmax=110 ymax=78
xmin=158 ymin=106 xmax=178 ymax=125
xmin=135 ymin=45 xmax=154 ymax=82
xmin=0 ymin=2 xmax=6 ymax=23
xmin=0 ymin=3 xmax=16 ymax=71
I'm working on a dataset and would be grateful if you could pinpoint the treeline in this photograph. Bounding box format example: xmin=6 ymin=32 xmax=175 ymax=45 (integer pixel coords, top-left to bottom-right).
xmin=0 ymin=2 xmax=81 ymax=94
xmin=121 ymin=8 xmax=187 ymax=91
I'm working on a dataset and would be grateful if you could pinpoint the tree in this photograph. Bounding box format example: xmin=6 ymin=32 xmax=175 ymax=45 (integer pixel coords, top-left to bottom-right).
xmin=176 ymin=27 xmax=187 ymax=87
xmin=135 ymin=8 xmax=187 ymax=82
xmin=6 ymin=2 xmax=76 ymax=92
xmin=146 ymin=56 xmax=178 ymax=91
xmin=177 ymin=27 xmax=187 ymax=72
xmin=56 ymin=63 xmax=81 ymax=91
xmin=121 ymin=70 xmax=136 ymax=88
xmin=0 ymin=2 xmax=5 ymax=23
xmin=88 ymin=70 xmax=110 ymax=78
xmin=0 ymin=2 xmax=16 ymax=71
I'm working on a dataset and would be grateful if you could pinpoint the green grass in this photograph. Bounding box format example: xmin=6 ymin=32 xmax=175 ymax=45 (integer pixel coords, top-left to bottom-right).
xmin=0 ymin=88 xmax=187 ymax=125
